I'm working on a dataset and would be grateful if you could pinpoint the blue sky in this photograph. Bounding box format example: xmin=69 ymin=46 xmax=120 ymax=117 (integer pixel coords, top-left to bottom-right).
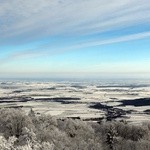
xmin=0 ymin=0 xmax=150 ymax=78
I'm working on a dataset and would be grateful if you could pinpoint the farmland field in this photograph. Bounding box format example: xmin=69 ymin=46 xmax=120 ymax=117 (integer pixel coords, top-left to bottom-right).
xmin=0 ymin=78 xmax=150 ymax=124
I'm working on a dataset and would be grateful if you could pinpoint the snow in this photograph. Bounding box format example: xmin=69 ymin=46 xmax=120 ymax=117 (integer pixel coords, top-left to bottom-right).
xmin=0 ymin=80 xmax=150 ymax=123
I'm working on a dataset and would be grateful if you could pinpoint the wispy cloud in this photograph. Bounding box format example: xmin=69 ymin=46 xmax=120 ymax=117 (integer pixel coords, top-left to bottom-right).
xmin=77 ymin=31 xmax=150 ymax=48
xmin=0 ymin=0 xmax=150 ymax=44
xmin=1 ymin=31 xmax=150 ymax=64
xmin=1 ymin=0 xmax=150 ymax=77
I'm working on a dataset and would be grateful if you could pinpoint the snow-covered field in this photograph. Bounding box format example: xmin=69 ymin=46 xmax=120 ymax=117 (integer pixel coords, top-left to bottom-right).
xmin=0 ymin=79 xmax=150 ymax=124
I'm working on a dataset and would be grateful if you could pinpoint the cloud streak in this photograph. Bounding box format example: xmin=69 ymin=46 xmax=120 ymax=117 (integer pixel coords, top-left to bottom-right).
xmin=0 ymin=0 xmax=150 ymax=78
xmin=1 ymin=31 xmax=150 ymax=64
xmin=77 ymin=31 xmax=150 ymax=48
xmin=0 ymin=0 xmax=150 ymax=44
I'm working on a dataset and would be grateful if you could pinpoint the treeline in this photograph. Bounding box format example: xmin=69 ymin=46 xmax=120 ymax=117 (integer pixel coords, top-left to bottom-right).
xmin=0 ymin=108 xmax=150 ymax=150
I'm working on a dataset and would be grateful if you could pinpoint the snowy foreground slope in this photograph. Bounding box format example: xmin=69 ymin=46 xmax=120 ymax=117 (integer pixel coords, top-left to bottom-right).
xmin=0 ymin=79 xmax=150 ymax=124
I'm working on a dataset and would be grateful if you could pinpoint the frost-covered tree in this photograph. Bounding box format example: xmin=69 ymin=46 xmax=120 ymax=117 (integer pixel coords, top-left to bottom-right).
xmin=0 ymin=108 xmax=33 ymax=138
xmin=0 ymin=136 xmax=17 ymax=150
xmin=106 ymin=125 xmax=118 ymax=150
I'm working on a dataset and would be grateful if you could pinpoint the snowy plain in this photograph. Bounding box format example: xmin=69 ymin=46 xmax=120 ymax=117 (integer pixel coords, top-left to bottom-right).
xmin=0 ymin=78 xmax=150 ymax=124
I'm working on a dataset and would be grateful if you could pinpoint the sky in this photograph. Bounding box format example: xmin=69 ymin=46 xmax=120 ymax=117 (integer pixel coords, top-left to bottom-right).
xmin=0 ymin=0 xmax=150 ymax=79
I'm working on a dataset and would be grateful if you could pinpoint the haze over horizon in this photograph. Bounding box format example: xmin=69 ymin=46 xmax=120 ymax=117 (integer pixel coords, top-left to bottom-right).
xmin=0 ymin=0 xmax=150 ymax=79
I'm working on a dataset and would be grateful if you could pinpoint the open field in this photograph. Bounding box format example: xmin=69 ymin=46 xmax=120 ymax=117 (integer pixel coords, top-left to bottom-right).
xmin=0 ymin=79 xmax=150 ymax=124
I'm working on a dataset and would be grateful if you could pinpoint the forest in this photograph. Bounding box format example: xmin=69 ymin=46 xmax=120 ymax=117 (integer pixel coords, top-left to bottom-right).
xmin=0 ymin=108 xmax=149 ymax=150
